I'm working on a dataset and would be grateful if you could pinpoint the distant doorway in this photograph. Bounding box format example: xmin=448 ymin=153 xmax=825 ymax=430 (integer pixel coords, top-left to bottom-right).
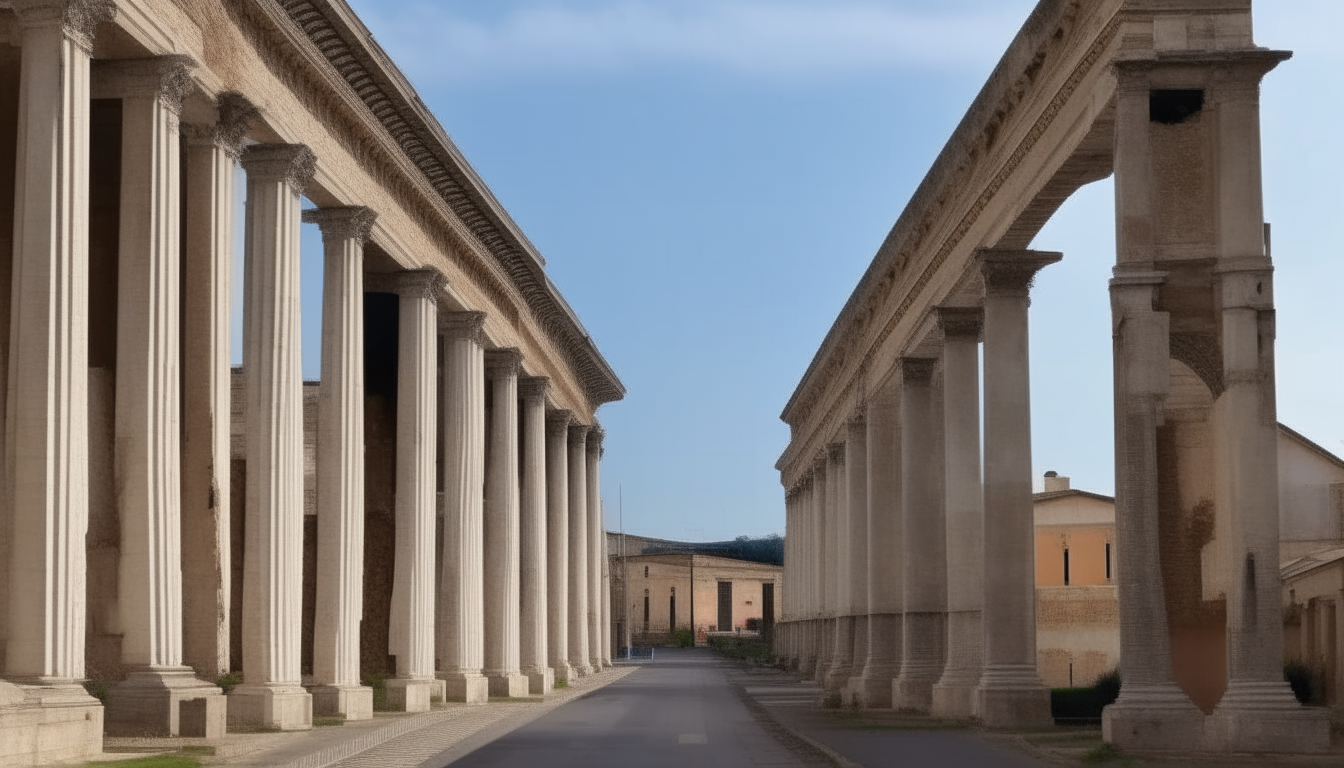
xmin=717 ymin=581 xmax=732 ymax=631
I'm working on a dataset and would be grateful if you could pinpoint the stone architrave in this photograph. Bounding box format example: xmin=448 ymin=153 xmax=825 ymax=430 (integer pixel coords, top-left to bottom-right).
xmin=437 ymin=312 xmax=489 ymax=704
xmin=229 ymin=143 xmax=317 ymax=730
xmin=93 ymin=54 xmax=228 ymax=739
xmin=546 ymin=410 xmax=574 ymax=683
xmin=519 ymin=377 xmax=554 ymax=694
xmin=855 ymin=382 xmax=903 ymax=708
xmin=376 ymin=270 xmax=446 ymax=712
xmin=304 ymin=206 xmax=377 ymax=721
xmin=586 ymin=427 xmax=606 ymax=671
xmin=973 ymin=249 xmax=1058 ymax=728
xmin=484 ymin=349 xmax=529 ymax=697
xmin=1 ymin=3 xmax=115 ymax=762
xmin=568 ymin=425 xmax=593 ymax=675
xmin=893 ymin=358 xmax=946 ymax=712
xmin=181 ymin=92 xmax=257 ymax=685
xmin=932 ymin=307 xmax=985 ymax=718
xmin=842 ymin=416 xmax=869 ymax=705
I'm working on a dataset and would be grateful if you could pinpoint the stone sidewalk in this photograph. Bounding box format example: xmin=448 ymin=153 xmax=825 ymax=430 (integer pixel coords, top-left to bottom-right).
xmin=95 ymin=667 xmax=635 ymax=768
xmin=728 ymin=663 xmax=1344 ymax=768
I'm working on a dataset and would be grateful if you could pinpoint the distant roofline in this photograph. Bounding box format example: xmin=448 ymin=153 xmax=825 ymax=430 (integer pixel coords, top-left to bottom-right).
xmin=1033 ymin=488 xmax=1115 ymax=504
xmin=1278 ymin=422 xmax=1344 ymax=471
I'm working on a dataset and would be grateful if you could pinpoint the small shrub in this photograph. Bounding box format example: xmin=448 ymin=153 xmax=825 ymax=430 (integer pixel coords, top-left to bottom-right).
xmin=1285 ymin=659 xmax=1326 ymax=706
xmin=361 ymin=673 xmax=389 ymax=711
xmin=1092 ymin=668 xmax=1121 ymax=703
xmin=1081 ymin=742 xmax=1131 ymax=766
xmin=1051 ymin=668 xmax=1121 ymax=723
xmin=215 ymin=671 xmax=243 ymax=695
xmin=555 ymin=679 xmax=569 ymax=689
xmin=83 ymin=679 xmax=110 ymax=705
xmin=670 ymin=629 xmax=694 ymax=648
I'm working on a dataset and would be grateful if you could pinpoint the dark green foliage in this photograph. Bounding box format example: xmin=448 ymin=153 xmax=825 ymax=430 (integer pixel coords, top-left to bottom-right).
xmin=642 ymin=535 xmax=784 ymax=566
xmin=1051 ymin=668 xmax=1121 ymax=723
xmin=708 ymin=635 xmax=772 ymax=662
xmin=361 ymin=673 xmax=390 ymax=711
xmin=81 ymin=757 xmax=201 ymax=768
xmin=82 ymin=679 xmax=110 ymax=705
xmin=670 ymin=629 xmax=694 ymax=648
xmin=1285 ymin=659 xmax=1326 ymax=706
xmin=214 ymin=671 xmax=243 ymax=695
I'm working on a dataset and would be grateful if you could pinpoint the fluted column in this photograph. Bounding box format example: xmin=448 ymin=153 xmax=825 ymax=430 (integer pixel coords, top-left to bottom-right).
xmin=437 ymin=312 xmax=489 ymax=704
xmin=305 ymin=207 xmax=376 ymax=720
xmin=803 ymin=457 xmax=827 ymax=678
xmin=932 ymin=308 xmax=985 ymax=718
xmin=230 ymin=143 xmax=316 ymax=730
xmin=379 ymin=270 xmax=444 ymax=712
xmin=3 ymin=8 xmax=115 ymax=743
xmin=819 ymin=443 xmax=847 ymax=688
xmin=893 ymin=357 xmax=945 ymax=711
xmin=546 ymin=410 xmax=574 ymax=683
xmin=974 ymin=250 xmax=1057 ymax=728
xmin=484 ymin=349 xmax=528 ymax=696
xmin=586 ymin=427 xmax=606 ymax=671
xmin=180 ymin=93 xmax=256 ymax=685
xmin=519 ymin=377 xmax=553 ymax=693
xmin=843 ymin=415 xmax=869 ymax=703
xmin=568 ymin=425 xmax=593 ymax=676
xmin=856 ymin=381 xmax=902 ymax=707
xmin=1103 ymin=272 xmax=1202 ymax=744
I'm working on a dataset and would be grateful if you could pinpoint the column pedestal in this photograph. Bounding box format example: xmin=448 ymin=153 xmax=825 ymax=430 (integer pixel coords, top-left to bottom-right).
xmin=106 ymin=668 xmax=226 ymax=738
xmin=385 ymin=679 xmax=434 ymax=713
xmin=227 ymin=685 xmax=312 ymax=731
xmin=310 ymin=685 xmax=373 ymax=721
xmin=854 ymin=614 xmax=900 ymax=708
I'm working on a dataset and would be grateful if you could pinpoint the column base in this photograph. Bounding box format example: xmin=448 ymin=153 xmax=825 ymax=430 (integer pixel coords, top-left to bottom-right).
xmin=309 ymin=684 xmax=373 ymax=721
xmin=106 ymin=668 xmax=226 ymax=738
xmin=385 ymin=678 xmax=433 ymax=713
xmin=570 ymin=661 xmax=594 ymax=679
xmin=227 ymin=683 xmax=311 ymax=730
xmin=893 ymin=673 xmax=937 ymax=713
xmin=550 ymin=662 xmax=574 ymax=687
xmin=525 ymin=668 xmax=555 ymax=695
xmin=0 ymin=681 xmax=103 ymax=768
xmin=853 ymin=664 xmax=898 ymax=709
xmin=438 ymin=672 xmax=488 ymax=704
xmin=1102 ymin=684 xmax=1205 ymax=752
xmin=797 ymin=653 xmax=817 ymax=678
xmin=431 ymin=678 xmax=447 ymax=702
xmin=930 ymin=679 xmax=977 ymax=719
xmin=486 ymin=673 xmax=530 ymax=698
xmin=840 ymin=675 xmax=864 ymax=707
xmin=975 ymin=665 xmax=1051 ymax=728
xmin=1204 ymin=682 xmax=1330 ymax=753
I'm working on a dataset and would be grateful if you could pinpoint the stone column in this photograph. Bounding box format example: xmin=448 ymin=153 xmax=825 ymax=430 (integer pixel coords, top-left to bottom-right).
xmin=780 ymin=487 xmax=797 ymax=666
xmin=93 ymin=55 xmax=230 ymax=738
xmin=180 ymin=93 xmax=256 ymax=685
xmin=546 ymin=410 xmax=574 ymax=683
xmin=568 ymin=425 xmax=593 ymax=676
xmin=1102 ymin=272 xmax=1203 ymax=746
xmin=437 ymin=312 xmax=489 ymax=704
xmin=804 ymin=457 xmax=827 ymax=678
xmin=484 ymin=349 xmax=528 ymax=696
xmin=304 ymin=207 xmax=376 ymax=720
xmin=821 ymin=443 xmax=848 ymax=690
xmin=601 ymin=541 xmax=613 ymax=667
xmin=587 ymin=428 xmax=606 ymax=671
xmin=932 ymin=307 xmax=984 ymax=718
xmin=893 ymin=358 xmax=945 ymax=711
xmin=842 ymin=416 xmax=869 ymax=704
xmin=973 ymin=249 xmax=1057 ymax=728
xmin=229 ymin=144 xmax=316 ymax=730
xmin=380 ymin=270 xmax=444 ymax=712
xmin=519 ymin=377 xmax=554 ymax=694
xmin=856 ymin=382 xmax=902 ymax=707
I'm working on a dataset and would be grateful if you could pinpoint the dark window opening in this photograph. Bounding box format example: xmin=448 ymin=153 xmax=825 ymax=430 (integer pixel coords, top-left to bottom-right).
xmin=717 ymin=581 xmax=733 ymax=631
xmin=762 ymin=583 xmax=775 ymax=630
xmin=643 ymin=590 xmax=650 ymax=633
xmin=644 ymin=565 xmax=648 ymax=577
xmin=1150 ymin=89 xmax=1204 ymax=125
xmin=1105 ymin=542 xmax=1112 ymax=580
xmin=669 ymin=594 xmax=676 ymax=630
xmin=1063 ymin=548 xmax=1071 ymax=586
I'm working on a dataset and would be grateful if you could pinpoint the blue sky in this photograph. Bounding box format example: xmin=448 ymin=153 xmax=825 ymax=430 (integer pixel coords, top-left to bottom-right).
xmin=257 ymin=1 xmax=1344 ymax=542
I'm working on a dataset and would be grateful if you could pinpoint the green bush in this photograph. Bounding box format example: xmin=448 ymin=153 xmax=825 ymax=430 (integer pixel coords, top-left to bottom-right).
xmin=82 ymin=679 xmax=110 ymax=705
xmin=670 ymin=629 xmax=694 ymax=648
xmin=708 ymin=635 xmax=772 ymax=663
xmin=1285 ymin=659 xmax=1325 ymax=706
xmin=1051 ymin=669 xmax=1121 ymax=723
xmin=215 ymin=671 xmax=243 ymax=695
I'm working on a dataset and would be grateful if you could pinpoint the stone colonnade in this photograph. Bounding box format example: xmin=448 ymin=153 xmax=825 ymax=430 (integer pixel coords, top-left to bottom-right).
xmin=775 ymin=2 xmax=1328 ymax=754
xmin=0 ymin=1 xmax=619 ymax=763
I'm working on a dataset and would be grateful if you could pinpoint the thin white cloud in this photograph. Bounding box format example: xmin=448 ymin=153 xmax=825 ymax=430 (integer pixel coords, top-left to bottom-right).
xmin=349 ymin=0 xmax=1028 ymax=84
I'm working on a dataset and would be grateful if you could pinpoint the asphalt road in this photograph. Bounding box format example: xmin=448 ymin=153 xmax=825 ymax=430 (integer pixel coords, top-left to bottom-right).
xmin=426 ymin=648 xmax=829 ymax=768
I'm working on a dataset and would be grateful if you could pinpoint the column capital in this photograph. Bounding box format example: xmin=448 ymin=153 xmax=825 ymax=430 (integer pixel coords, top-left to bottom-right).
xmin=184 ymin=92 xmax=259 ymax=158
xmin=91 ymin=55 xmax=197 ymax=113
xmin=897 ymin=356 xmax=936 ymax=383
xmin=302 ymin=206 xmax=377 ymax=242
xmin=798 ymin=474 xmax=814 ymax=493
xmin=13 ymin=0 xmax=115 ymax=49
xmin=439 ymin=310 xmax=486 ymax=343
xmin=240 ymin=144 xmax=317 ymax=196
xmin=546 ymin=409 xmax=573 ymax=436
xmin=936 ymin=306 xmax=984 ymax=341
xmin=569 ymin=423 xmax=592 ymax=445
xmin=587 ymin=426 xmax=605 ymax=454
xmin=518 ymin=376 xmax=549 ymax=403
xmin=978 ymin=249 xmax=1062 ymax=297
xmin=812 ymin=454 xmax=828 ymax=474
xmin=366 ymin=268 xmax=444 ymax=302
xmin=485 ymin=348 xmax=522 ymax=378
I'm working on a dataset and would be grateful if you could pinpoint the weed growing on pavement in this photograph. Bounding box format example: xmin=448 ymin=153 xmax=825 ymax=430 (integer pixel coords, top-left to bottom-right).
xmin=83 ymin=756 xmax=201 ymax=768
xmin=1081 ymin=742 xmax=1135 ymax=766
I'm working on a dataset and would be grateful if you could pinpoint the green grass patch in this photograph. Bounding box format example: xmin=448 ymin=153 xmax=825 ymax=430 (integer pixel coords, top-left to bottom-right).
xmin=82 ymin=756 xmax=202 ymax=768
xmin=361 ymin=673 xmax=390 ymax=711
xmin=488 ymin=695 xmax=543 ymax=703
xmin=1081 ymin=742 xmax=1135 ymax=766
xmin=312 ymin=714 xmax=346 ymax=727
xmin=555 ymin=679 xmax=569 ymax=689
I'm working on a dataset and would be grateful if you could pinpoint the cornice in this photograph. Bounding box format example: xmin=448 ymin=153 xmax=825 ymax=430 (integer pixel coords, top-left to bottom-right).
xmin=268 ymin=0 xmax=625 ymax=408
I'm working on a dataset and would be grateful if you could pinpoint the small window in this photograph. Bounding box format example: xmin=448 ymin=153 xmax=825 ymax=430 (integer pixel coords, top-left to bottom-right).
xmin=644 ymin=566 xmax=649 ymax=577
xmin=1105 ymin=542 xmax=1112 ymax=581
xmin=1063 ymin=548 xmax=1071 ymax=586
